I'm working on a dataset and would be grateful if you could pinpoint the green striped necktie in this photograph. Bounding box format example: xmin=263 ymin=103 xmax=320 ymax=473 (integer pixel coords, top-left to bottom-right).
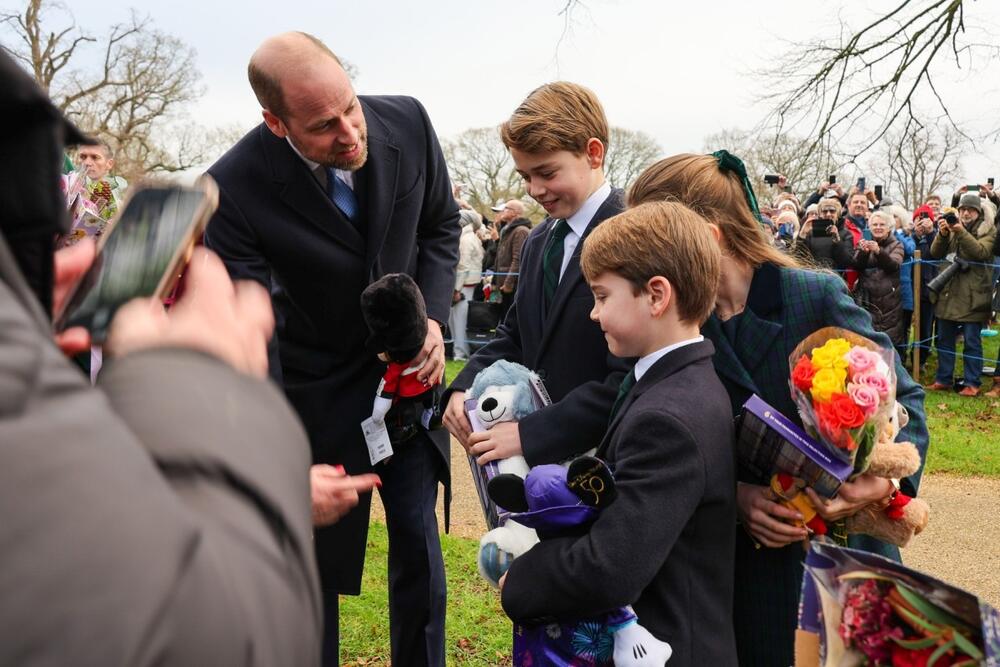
xmin=542 ymin=219 xmax=570 ymax=305
xmin=608 ymin=370 xmax=636 ymax=423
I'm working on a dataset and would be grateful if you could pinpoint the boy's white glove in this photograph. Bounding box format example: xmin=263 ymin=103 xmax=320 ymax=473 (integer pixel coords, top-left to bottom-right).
xmin=613 ymin=619 xmax=673 ymax=666
xmin=372 ymin=395 xmax=392 ymax=423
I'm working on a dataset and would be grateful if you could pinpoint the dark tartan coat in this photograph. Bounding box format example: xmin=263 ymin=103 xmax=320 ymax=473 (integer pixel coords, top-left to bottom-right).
xmin=702 ymin=262 xmax=929 ymax=667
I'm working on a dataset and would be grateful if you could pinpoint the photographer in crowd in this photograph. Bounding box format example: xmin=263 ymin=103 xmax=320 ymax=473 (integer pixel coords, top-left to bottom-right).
xmin=852 ymin=210 xmax=905 ymax=345
xmin=793 ymin=197 xmax=855 ymax=275
xmin=926 ymin=192 xmax=997 ymax=396
xmin=912 ymin=204 xmax=939 ymax=370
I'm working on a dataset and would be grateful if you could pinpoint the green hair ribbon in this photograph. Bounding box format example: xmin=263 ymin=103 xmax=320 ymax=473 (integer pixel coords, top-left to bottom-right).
xmin=711 ymin=149 xmax=764 ymax=225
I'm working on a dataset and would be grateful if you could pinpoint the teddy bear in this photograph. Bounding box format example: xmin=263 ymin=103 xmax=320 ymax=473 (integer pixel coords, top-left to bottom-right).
xmin=359 ymin=273 xmax=441 ymax=445
xmin=466 ymin=360 xmax=542 ymax=586
xmin=843 ymin=402 xmax=930 ymax=548
xmin=489 ymin=457 xmax=673 ymax=667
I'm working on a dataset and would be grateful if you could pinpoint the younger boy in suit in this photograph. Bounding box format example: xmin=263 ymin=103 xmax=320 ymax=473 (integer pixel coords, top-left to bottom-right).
xmin=499 ymin=201 xmax=739 ymax=667
xmin=443 ymin=81 xmax=628 ymax=466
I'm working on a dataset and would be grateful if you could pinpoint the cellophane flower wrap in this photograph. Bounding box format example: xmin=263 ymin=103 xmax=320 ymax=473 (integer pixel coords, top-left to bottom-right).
xmin=788 ymin=327 xmax=897 ymax=473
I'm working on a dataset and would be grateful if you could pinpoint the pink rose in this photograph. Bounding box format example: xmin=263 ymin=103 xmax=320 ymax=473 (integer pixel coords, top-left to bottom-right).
xmin=854 ymin=371 xmax=890 ymax=399
xmin=846 ymin=347 xmax=880 ymax=377
xmin=847 ymin=383 xmax=880 ymax=418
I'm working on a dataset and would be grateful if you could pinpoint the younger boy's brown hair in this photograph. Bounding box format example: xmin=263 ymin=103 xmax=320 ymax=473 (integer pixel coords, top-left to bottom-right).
xmin=500 ymin=81 xmax=609 ymax=156
xmin=581 ymin=201 xmax=721 ymax=325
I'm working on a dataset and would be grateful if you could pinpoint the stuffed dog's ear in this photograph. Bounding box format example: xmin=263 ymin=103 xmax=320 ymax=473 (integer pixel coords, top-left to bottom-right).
xmin=567 ymin=456 xmax=617 ymax=508
xmin=487 ymin=474 xmax=529 ymax=513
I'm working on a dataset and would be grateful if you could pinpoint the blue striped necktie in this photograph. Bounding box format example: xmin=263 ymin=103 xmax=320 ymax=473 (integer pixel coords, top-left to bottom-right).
xmin=326 ymin=167 xmax=359 ymax=221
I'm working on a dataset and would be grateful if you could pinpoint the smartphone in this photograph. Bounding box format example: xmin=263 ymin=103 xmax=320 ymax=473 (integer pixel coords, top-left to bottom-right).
xmin=863 ymin=228 xmax=873 ymax=241
xmin=783 ymin=185 xmax=793 ymax=193
xmin=54 ymin=177 xmax=219 ymax=342
xmin=763 ymin=174 xmax=780 ymax=185
xmin=828 ymin=174 xmax=837 ymax=185
xmin=874 ymin=185 xmax=884 ymax=201
xmin=857 ymin=177 xmax=866 ymax=192
xmin=813 ymin=221 xmax=832 ymax=237
xmin=967 ymin=184 xmax=981 ymax=192
xmin=989 ymin=177 xmax=995 ymax=187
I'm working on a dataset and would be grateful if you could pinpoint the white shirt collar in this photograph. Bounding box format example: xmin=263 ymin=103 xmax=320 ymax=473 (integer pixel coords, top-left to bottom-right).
xmin=564 ymin=180 xmax=611 ymax=237
xmin=286 ymin=137 xmax=354 ymax=189
xmin=633 ymin=336 xmax=704 ymax=381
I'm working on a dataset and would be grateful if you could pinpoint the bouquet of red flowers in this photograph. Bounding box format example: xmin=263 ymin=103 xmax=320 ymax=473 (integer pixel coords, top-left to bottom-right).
xmin=797 ymin=543 xmax=996 ymax=667
xmin=789 ymin=327 xmax=897 ymax=472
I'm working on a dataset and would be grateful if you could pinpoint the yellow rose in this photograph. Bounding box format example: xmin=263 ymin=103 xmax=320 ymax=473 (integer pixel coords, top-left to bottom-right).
xmin=810 ymin=367 xmax=847 ymax=402
xmin=811 ymin=339 xmax=851 ymax=370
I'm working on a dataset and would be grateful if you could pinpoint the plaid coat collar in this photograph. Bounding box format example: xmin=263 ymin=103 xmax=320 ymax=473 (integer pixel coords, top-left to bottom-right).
xmin=703 ymin=263 xmax=784 ymax=397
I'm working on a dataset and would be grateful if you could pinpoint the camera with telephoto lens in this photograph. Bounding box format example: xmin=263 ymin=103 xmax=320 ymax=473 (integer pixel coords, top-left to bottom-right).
xmin=927 ymin=252 xmax=970 ymax=293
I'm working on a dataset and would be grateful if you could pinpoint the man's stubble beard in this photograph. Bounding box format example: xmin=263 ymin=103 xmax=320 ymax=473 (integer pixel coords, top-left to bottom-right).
xmin=328 ymin=128 xmax=369 ymax=171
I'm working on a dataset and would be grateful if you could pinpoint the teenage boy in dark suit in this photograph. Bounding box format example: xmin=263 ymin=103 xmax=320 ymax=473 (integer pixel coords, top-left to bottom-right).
xmin=500 ymin=201 xmax=738 ymax=667
xmin=443 ymin=81 xmax=628 ymax=466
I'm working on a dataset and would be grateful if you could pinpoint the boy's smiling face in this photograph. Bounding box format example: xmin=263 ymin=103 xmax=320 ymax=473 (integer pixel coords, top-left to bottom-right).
xmin=510 ymin=140 xmax=605 ymax=220
xmin=589 ymin=271 xmax=650 ymax=358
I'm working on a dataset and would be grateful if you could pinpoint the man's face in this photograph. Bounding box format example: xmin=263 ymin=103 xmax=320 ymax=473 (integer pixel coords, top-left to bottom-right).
xmin=510 ymin=143 xmax=602 ymax=220
xmin=494 ymin=207 xmax=515 ymax=225
xmin=77 ymin=145 xmax=113 ymax=180
xmin=589 ymin=271 xmax=649 ymax=358
xmin=926 ymin=198 xmax=941 ymax=213
xmin=958 ymin=206 xmax=980 ymax=225
xmin=848 ymin=195 xmax=868 ymax=218
xmin=265 ymin=60 xmax=368 ymax=170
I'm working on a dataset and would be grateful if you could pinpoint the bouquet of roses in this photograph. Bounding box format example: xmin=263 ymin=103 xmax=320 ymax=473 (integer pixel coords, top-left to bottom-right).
xmin=789 ymin=327 xmax=897 ymax=472
xmin=796 ymin=543 xmax=996 ymax=667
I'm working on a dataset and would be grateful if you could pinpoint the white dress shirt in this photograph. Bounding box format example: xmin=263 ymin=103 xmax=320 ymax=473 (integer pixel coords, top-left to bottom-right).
xmin=557 ymin=180 xmax=612 ymax=279
xmin=286 ymin=137 xmax=355 ymax=190
xmin=634 ymin=336 xmax=705 ymax=381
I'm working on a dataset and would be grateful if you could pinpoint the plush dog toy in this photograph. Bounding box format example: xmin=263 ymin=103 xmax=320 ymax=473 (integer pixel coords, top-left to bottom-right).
xmin=467 ymin=360 xmax=540 ymax=586
xmin=489 ymin=457 xmax=673 ymax=667
xmin=360 ymin=273 xmax=439 ymax=436
xmin=844 ymin=402 xmax=930 ymax=547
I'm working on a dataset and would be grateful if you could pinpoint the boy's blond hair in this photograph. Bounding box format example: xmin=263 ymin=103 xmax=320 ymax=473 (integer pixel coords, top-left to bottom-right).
xmin=628 ymin=154 xmax=800 ymax=270
xmin=581 ymin=201 xmax=721 ymax=325
xmin=500 ymin=81 xmax=609 ymax=156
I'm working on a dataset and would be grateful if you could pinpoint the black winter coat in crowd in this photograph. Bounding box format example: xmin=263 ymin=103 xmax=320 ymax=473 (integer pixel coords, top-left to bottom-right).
xmin=853 ymin=235 xmax=906 ymax=344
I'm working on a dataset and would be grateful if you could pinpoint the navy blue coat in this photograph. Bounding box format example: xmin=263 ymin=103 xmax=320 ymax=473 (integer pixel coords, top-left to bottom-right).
xmin=204 ymin=96 xmax=459 ymax=592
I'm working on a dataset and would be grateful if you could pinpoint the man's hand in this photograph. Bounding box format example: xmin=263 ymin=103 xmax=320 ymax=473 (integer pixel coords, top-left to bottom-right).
xmin=468 ymin=421 xmax=523 ymax=465
xmin=443 ymin=390 xmax=473 ymax=447
xmin=52 ymin=239 xmax=96 ymax=357
xmin=500 ymin=284 xmax=513 ymax=294
xmin=311 ymin=464 xmax=381 ymax=527
xmin=736 ymin=482 xmax=808 ymax=548
xmin=411 ymin=318 xmax=445 ymax=386
xmin=938 ymin=219 xmax=951 ymax=237
xmin=805 ymin=474 xmax=894 ymax=523
xmin=105 ymin=248 xmax=274 ymax=378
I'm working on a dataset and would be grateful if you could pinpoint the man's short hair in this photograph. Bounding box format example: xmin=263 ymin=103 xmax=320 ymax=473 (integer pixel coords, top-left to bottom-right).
xmin=581 ymin=201 xmax=720 ymax=325
xmin=925 ymin=194 xmax=942 ymax=203
xmin=79 ymin=138 xmax=114 ymax=159
xmin=247 ymin=32 xmax=343 ymax=119
xmin=500 ymin=81 xmax=609 ymax=156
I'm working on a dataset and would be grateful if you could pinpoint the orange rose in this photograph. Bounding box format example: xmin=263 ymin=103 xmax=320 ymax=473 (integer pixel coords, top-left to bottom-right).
xmin=792 ymin=355 xmax=817 ymax=392
xmin=830 ymin=393 xmax=865 ymax=429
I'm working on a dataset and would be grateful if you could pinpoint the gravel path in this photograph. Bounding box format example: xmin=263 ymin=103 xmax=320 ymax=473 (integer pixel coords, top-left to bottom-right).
xmin=374 ymin=441 xmax=1000 ymax=608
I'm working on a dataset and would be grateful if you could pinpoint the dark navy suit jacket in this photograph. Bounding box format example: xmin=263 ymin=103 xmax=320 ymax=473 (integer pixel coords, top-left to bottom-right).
xmin=205 ymin=96 xmax=459 ymax=592
xmin=447 ymin=188 xmax=630 ymax=464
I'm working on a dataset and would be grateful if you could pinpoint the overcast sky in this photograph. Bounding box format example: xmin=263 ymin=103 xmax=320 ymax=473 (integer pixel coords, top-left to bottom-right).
xmin=10 ymin=0 xmax=1000 ymax=194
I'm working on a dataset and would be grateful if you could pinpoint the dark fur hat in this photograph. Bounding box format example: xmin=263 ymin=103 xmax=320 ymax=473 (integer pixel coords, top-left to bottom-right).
xmin=360 ymin=273 xmax=428 ymax=363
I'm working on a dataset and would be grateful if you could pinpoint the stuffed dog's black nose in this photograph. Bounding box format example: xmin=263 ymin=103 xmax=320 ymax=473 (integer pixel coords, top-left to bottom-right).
xmin=481 ymin=397 xmax=498 ymax=412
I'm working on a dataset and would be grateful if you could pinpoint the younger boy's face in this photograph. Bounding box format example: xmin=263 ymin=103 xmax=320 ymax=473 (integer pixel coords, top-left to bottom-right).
xmin=510 ymin=144 xmax=603 ymax=221
xmin=589 ymin=272 xmax=649 ymax=358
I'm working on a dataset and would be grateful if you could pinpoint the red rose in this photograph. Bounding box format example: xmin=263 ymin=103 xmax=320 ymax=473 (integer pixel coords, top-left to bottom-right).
xmin=792 ymin=356 xmax=817 ymax=392
xmin=831 ymin=393 xmax=865 ymax=429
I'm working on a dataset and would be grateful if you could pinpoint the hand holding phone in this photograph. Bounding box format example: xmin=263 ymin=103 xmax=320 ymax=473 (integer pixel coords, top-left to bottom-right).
xmin=54 ymin=178 xmax=219 ymax=342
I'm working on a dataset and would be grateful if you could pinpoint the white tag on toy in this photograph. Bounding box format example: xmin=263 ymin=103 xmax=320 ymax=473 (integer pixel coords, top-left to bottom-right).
xmin=362 ymin=417 xmax=393 ymax=465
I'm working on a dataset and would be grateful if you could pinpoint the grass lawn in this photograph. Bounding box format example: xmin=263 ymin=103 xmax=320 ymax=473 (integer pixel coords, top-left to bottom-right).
xmin=915 ymin=331 xmax=1000 ymax=478
xmin=340 ymin=522 xmax=511 ymax=666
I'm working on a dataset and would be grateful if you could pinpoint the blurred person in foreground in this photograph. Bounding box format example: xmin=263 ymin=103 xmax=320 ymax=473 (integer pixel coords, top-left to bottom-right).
xmin=0 ymin=51 xmax=327 ymax=665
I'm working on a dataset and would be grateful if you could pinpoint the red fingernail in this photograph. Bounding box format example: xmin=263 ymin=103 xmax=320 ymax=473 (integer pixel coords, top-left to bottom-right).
xmin=375 ymin=478 xmax=382 ymax=488
xmin=334 ymin=465 xmax=345 ymax=474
